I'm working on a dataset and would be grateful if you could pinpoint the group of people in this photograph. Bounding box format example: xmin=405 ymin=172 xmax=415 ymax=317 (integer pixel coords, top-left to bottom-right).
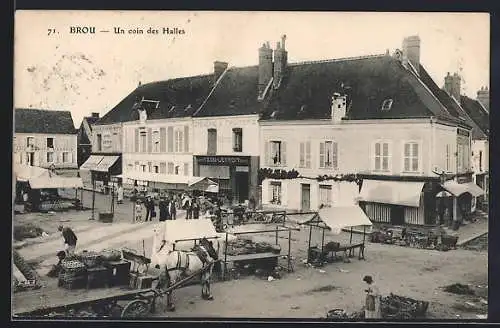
xmin=134 ymin=192 xmax=205 ymax=222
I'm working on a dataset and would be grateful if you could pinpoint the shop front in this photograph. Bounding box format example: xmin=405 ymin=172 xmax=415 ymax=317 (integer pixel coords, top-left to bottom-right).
xmin=440 ymin=174 xmax=484 ymax=224
xmin=79 ymin=154 xmax=121 ymax=194
xmin=193 ymin=155 xmax=259 ymax=205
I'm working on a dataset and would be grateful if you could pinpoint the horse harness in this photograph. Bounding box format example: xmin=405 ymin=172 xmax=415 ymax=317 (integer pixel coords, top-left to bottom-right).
xmin=165 ymin=245 xmax=210 ymax=273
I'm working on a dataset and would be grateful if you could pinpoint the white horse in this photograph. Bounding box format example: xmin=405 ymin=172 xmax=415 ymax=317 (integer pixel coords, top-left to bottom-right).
xmin=151 ymin=232 xmax=219 ymax=312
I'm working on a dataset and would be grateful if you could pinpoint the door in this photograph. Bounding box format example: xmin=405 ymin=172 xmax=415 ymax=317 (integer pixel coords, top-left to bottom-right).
xmin=390 ymin=205 xmax=405 ymax=225
xmin=301 ymin=184 xmax=311 ymax=211
xmin=235 ymin=172 xmax=249 ymax=203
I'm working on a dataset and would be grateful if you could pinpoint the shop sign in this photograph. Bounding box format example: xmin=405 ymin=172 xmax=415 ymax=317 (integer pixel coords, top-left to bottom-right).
xmin=197 ymin=156 xmax=250 ymax=166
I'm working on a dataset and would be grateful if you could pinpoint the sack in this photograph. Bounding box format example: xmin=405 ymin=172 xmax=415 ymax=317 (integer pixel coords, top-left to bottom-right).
xmin=366 ymin=294 xmax=376 ymax=311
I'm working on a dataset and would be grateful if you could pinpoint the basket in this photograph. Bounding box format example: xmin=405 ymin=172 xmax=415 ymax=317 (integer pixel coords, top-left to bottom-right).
xmin=60 ymin=259 xmax=86 ymax=272
xmin=79 ymin=251 xmax=103 ymax=268
xmin=99 ymin=249 xmax=122 ymax=262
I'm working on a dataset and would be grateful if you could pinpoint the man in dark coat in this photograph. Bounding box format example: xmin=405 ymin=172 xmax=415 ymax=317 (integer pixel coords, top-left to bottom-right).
xmin=168 ymin=196 xmax=177 ymax=220
xmin=145 ymin=197 xmax=155 ymax=222
xmin=58 ymin=225 xmax=77 ymax=255
xmin=159 ymin=197 xmax=168 ymax=222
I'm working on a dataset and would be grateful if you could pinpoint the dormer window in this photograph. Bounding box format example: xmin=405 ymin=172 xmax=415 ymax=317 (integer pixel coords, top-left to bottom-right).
xmin=381 ymin=99 xmax=393 ymax=111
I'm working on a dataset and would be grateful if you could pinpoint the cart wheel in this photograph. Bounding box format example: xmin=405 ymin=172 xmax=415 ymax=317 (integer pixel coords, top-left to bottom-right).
xmin=121 ymin=300 xmax=150 ymax=318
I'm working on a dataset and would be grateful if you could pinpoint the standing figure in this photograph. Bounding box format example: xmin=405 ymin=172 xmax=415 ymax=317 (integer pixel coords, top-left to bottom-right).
xmin=135 ymin=200 xmax=143 ymax=222
xmin=169 ymin=196 xmax=177 ymax=220
xmin=159 ymin=197 xmax=168 ymax=222
xmin=117 ymin=184 xmax=124 ymax=204
xmin=192 ymin=200 xmax=200 ymax=219
xmin=58 ymin=225 xmax=78 ymax=256
xmin=363 ymin=275 xmax=382 ymax=319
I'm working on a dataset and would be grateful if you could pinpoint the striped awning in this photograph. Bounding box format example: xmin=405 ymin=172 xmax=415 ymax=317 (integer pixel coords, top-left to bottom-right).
xmin=79 ymin=155 xmax=104 ymax=170
xmin=94 ymin=156 xmax=120 ymax=172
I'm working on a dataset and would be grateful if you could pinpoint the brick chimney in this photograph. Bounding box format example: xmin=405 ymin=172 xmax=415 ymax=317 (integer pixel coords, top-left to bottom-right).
xmin=402 ymin=35 xmax=421 ymax=75
xmin=214 ymin=61 xmax=228 ymax=82
xmin=331 ymin=93 xmax=347 ymax=123
xmin=477 ymin=86 xmax=489 ymax=112
xmin=444 ymin=72 xmax=461 ymax=101
xmin=258 ymin=41 xmax=273 ymax=97
xmin=273 ymin=35 xmax=288 ymax=89
xmin=91 ymin=112 xmax=99 ymax=118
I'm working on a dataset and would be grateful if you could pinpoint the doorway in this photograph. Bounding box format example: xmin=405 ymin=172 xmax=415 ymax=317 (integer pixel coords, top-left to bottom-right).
xmin=235 ymin=171 xmax=249 ymax=203
xmin=390 ymin=205 xmax=405 ymax=225
xmin=301 ymin=184 xmax=311 ymax=211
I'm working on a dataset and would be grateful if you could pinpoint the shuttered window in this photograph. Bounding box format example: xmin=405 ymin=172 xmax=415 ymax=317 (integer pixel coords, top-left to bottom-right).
xmin=167 ymin=126 xmax=174 ymax=152
xmin=184 ymin=163 xmax=189 ymax=176
xmin=160 ymin=162 xmax=166 ymax=174
xmin=269 ymin=141 xmax=286 ymax=166
xmin=207 ymin=129 xmax=217 ymax=155
xmin=184 ymin=126 xmax=189 ymax=152
xmin=160 ymin=127 xmax=167 ymax=153
xmin=299 ymin=141 xmax=311 ymax=168
xmin=134 ymin=128 xmax=139 ymax=153
xmin=147 ymin=128 xmax=152 ymax=153
xmin=319 ymin=141 xmax=337 ymax=169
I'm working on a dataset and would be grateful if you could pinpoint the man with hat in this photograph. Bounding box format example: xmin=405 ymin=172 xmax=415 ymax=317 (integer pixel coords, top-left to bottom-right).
xmin=58 ymin=225 xmax=78 ymax=256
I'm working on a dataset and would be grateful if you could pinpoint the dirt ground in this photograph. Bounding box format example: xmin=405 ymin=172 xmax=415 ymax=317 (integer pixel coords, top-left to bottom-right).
xmin=12 ymin=204 xmax=488 ymax=320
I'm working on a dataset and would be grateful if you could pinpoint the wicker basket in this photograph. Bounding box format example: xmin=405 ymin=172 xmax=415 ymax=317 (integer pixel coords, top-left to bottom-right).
xmin=99 ymin=249 xmax=122 ymax=262
xmin=60 ymin=259 xmax=86 ymax=272
xmin=79 ymin=251 xmax=103 ymax=268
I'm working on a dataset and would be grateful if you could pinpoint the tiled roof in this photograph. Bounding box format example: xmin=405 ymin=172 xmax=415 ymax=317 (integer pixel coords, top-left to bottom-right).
xmin=15 ymin=108 xmax=76 ymax=134
xmin=193 ymin=66 xmax=261 ymax=117
xmin=96 ymin=74 xmax=216 ymax=125
xmin=460 ymin=96 xmax=489 ymax=139
xmin=84 ymin=116 xmax=100 ymax=125
xmin=260 ymin=55 xmax=458 ymax=122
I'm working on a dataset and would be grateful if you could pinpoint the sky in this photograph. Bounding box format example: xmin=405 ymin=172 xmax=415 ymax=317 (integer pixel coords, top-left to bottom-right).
xmin=14 ymin=11 xmax=490 ymax=128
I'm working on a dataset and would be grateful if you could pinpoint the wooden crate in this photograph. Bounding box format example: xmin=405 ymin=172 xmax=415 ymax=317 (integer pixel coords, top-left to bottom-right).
xmin=105 ymin=260 xmax=131 ymax=287
xmin=136 ymin=275 xmax=155 ymax=289
xmin=86 ymin=266 xmax=110 ymax=289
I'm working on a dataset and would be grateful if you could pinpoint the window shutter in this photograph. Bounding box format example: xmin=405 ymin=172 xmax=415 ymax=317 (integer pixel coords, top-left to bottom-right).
xmin=134 ymin=128 xmax=139 ymax=153
xmin=281 ymin=142 xmax=287 ymax=165
xmin=265 ymin=141 xmax=269 ymax=166
xmin=159 ymin=127 xmax=166 ymax=153
xmin=147 ymin=128 xmax=152 ymax=153
xmin=299 ymin=143 xmax=305 ymax=167
xmin=184 ymin=163 xmax=189 ymax=176
xmin=167 ymin=127 xmax=174 ymax=152
xmin=148 ymin=161 xmax=152 ymax=172
xmin=160 ymin=162 xmax=166 ymax=174
xmin=306 ymin=141 xmax=311 ymax=168
xmin=332 ymin=142 xmax=338 ymax=169
xmin=319 ymin=142 xmax=325 ymax=168
xmin=184 ymin=126 xmax=189 ymax=152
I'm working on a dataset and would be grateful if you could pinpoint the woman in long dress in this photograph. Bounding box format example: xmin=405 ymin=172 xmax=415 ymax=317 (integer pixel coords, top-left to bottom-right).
xmin=363 ymin=275 xmax=382 ymax=319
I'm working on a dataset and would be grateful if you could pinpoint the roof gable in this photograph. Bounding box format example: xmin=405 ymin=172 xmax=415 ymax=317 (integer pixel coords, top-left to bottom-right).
xmin=96 ymin=74 xmax=216 ymax=125
xmin=15 ymin=108 xmax=76 ymax=134
xmin=460 ymin=95 xmax=489 ymax=139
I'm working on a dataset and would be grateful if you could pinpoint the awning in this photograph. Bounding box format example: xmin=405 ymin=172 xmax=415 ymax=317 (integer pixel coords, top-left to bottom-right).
xmin=360 ymin=180 xmax=425 ymax=207
xmin=441 ymin=181 xmax=485 ymax=197
xmin=94 ymin=156 xmax=120 ymax=172
xmin=79 ymin=155 xmax=104 ymax=170
xmin=29 ymin=176 xmax=84 ymax=189
xmin=123 ymin=172 xmax=192 ymax=185
xmin=188 ymin=177 xmax=219 ymax=193
xmin=318 ymin=206 xmax=373 ymax=234
xmin=14 ymin=164 xmax=51 ymax=182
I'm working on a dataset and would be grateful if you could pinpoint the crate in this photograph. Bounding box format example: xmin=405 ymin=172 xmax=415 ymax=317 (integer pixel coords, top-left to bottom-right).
xmin=58 ymin=275 xmax=87 ymax=290
xmin=86 ymin=266 xmax=110 ymax=289
xmin=105 ymin=260 xmax=131 ymax=287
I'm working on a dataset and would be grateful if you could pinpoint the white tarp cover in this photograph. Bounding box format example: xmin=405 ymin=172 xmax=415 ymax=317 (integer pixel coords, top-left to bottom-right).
xmin=123 ymin=172 xmax=192 ymax=185
xmin=359 ymin=179 xmax=425 ymax=207
xmin=14 ymin=164 xmax=51 ymax=182
xmin=159 ymin=218 xmax=218 ymax=244
xmin=29 ymin=176 xmax=84 ymax=189
xmin=79 ymin=155 xmax=104 ymax=170
xmin=442 ymin=181 xmax=485 ymax=197
xmin=188 ymin=176 xmax=219 ymax=192
xmin=318 ymin=206 xmax=373 ymax=235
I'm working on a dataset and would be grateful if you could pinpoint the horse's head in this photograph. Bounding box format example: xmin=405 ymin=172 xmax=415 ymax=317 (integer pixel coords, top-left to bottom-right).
xmin=199 ymin=237 xmax=218 ymax=261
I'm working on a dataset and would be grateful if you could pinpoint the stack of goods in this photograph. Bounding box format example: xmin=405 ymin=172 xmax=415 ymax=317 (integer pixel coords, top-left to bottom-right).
xmin=370 ymin=227 xmax=458 ymax=252
xmin=325 ymin=309 xmax=365 ymax=320
xmin=58 ymin=258 xmax=87 ymax=289
xmin=226 ymin=238 xmax=281 ymax=256
xmin=381 ymin=294 xmax=429 ymax=319
xmin=12 ymin=250 xmax=40 ymax=292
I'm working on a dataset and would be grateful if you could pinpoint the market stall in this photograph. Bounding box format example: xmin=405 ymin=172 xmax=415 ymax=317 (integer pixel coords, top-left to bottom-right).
xmin=298 ymin=206 xmax=373 ymax=265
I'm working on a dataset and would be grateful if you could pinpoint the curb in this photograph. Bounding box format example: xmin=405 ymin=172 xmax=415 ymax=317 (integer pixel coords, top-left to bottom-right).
xmin=457 ymin=232 xmax=488 ymax=247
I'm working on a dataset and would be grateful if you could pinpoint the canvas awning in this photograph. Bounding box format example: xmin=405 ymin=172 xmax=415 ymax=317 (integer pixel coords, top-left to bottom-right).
xmin=441 ymin=180 xmax=485 ymax=197
xmin=14 ymin=164 xmax=51 ymax=182
xmin=319 ymin=206 xmax=372 ymax=235
xmin=94 ymin=156 xmax=120 ymax=172
xmin=159 ymin=219 xmax=218 ymax=243
xmin=123 ymin=172 xmax=193 ymax=185
xmin=29 ymin=176 xmax=84 ymax=189
xmin=188 ymin=177 xmax=219 ymax=193
xmin=359 ymin=180 xmax=425 ymax=207
xmin=79 ymin=155 xmax=104 ymax=170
